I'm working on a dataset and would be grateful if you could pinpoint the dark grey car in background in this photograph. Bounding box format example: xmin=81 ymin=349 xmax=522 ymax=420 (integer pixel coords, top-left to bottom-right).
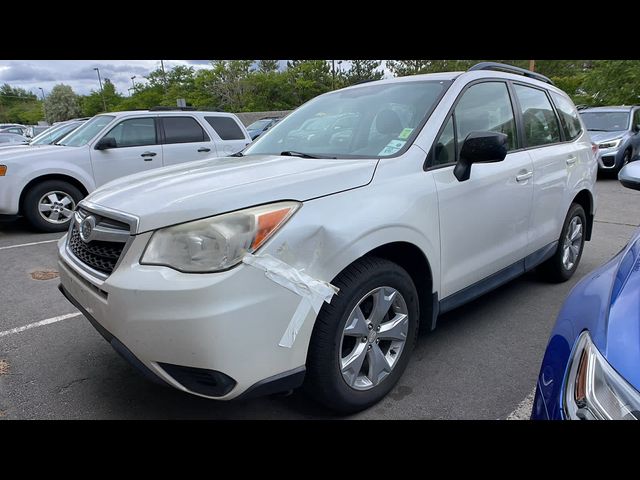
xmin=580 ymin=105 xmax=640 ymax=173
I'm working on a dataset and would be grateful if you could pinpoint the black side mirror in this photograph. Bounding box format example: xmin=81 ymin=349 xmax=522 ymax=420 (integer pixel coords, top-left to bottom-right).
xmin=95 ymin=137 xmax=117 ymax=150
xmin=454 ymin=131 xmax=508 ymax=182
xmin=634 ymin=124 xmax=640 ymax=133
xmin=619 ymin=162 xmax=640 ymax=191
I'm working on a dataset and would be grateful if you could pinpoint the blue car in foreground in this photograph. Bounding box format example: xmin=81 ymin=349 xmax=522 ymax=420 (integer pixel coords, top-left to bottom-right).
xmin=532 ymin=162 xmax=640 ymax=420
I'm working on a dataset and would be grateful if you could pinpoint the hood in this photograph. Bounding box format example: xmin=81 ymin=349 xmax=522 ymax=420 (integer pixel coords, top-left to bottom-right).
xmin=86 ymin=154 xmax=378 ymax=233
xmin=602 ymin=229 xmax=640 ymax=390
xmin=0 ymin=144 xmax=63 ymax=161
xmin=588 ymin=130 xmax=627 ymax=144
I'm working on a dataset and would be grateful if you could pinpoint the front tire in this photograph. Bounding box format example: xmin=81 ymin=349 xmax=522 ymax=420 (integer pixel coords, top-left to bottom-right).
xmin=538 ymin=203 xmax=586 ymax=283
xmin=305 ymin=257 xmax=419 ymax=414
xmin=22 ymin=180 xmax=83 ymax=232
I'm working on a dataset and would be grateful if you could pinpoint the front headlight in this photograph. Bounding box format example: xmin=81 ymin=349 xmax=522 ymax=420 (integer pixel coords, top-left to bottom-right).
xmin=564 ymin=331 xmax=640 ymax=420
xmin=598 ymin=138 xmax=623 ymax=149
xmin=140 ymin=201 xmax=300 ymax=273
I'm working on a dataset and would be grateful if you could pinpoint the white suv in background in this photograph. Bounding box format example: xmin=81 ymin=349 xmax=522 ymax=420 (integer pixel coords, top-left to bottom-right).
xmin=57 ymin=63 xmax=597 ymax=413
xmin=0 ymin=109 xmax=251 ymax=231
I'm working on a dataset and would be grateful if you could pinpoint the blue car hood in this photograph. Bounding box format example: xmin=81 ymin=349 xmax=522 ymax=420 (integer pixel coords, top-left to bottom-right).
xmin=588 ymin=130 xmax=627 ymax=144
xmin=603 ymin=230 xmax=640 ymax=389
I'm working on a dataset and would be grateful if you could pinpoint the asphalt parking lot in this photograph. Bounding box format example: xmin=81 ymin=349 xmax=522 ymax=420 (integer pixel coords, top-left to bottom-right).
xmin=0 ymin=175 xmax=638 ymax=419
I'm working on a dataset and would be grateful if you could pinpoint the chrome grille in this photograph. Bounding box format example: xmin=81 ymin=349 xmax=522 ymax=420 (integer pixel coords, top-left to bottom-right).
xmin=68 ymin=225 xmax=125 ymax=275
xmin=66 ymin=206 xmax=132 ymax=278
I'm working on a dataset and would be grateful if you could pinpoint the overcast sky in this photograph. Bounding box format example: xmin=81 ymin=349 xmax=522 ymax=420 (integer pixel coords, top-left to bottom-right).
xmin=0 ymin=60 xmax=220 ymax=96
xmin=0 ymin=60 xmax=387 ymax=97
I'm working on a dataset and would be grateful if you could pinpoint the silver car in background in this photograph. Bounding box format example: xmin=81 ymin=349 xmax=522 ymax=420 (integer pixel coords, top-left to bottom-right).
xmin=580 ymin=106 xmax=640 ymax=173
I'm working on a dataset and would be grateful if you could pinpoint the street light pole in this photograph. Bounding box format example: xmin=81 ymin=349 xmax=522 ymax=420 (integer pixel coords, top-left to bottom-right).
xmin=93 ymin=67 xmax=107 ymax=111
xmin=38 ymin=87 xmax=46 ymax=123
xmin=131 ymin=75 xmax=137 ymax=91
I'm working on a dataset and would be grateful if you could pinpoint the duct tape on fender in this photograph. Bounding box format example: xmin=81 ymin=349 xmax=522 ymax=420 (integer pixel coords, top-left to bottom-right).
xmin=242 ymin=253 xmax=339 ymax=348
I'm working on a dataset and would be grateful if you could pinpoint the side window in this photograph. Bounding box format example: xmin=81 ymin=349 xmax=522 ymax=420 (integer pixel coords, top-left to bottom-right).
xmin=163 ymin=117 xmax=209 ymax=144
xmin=514 ymin=84 xmax=561 ymax=147
xmin=204 ymin=116 xmax=246 ymax=140
xmin=633 ymin=110 xmax=640 ymax=131
xmin=432 ymin=116 xmax=455 ymax=166
xmin=454 ymin=82 xmax=517 ymax=152
xmin=103 ymin=118 xmax=156 ymax=148
xmin=550 ymin=92 xmax=582 ymax=140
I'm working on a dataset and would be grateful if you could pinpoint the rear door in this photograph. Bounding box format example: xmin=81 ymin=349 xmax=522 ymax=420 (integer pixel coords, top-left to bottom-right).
xmin=159 ymin=116 xmax=218 ymax=166
xmin=513 ymin=84 xmax=574 ymax=254
xmin=203 ymin=115 xmax=251 ymax=156
xmin=90 ymin=116 xmax=162 ymax=186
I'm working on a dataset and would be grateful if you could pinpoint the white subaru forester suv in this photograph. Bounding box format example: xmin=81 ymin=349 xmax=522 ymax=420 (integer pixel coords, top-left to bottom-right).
xmin=57 ymin=63 xmax=597 ymax=413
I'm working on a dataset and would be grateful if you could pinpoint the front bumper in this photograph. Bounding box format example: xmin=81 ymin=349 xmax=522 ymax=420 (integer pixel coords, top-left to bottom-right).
xmin=596 ymin=147 xmax=623 ymax=170
xmin=57 ymin=233 xmax=311 ymax=400
xmin=0 ymin=176 xmax=21 ymax=215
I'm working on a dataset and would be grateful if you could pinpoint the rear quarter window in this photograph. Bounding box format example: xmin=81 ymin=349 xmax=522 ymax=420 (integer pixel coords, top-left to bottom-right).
xmin=205 ymin=116 xmax=246 ymax=140
xmin=550 ymin=92 xmax=582 ymax=141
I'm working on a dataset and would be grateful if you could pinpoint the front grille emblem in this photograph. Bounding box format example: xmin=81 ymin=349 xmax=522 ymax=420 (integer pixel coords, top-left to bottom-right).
xmin=79 ymin=215 xmax=96 ymax=243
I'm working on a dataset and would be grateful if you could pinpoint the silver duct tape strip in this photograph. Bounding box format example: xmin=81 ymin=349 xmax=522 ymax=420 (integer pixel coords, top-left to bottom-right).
xmin=242 ymin=253 xmax=339 ymax=348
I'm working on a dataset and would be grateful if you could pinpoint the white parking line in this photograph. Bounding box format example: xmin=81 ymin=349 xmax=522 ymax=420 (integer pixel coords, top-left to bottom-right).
xmin=506 ymin=388 xmax=536 ymax=420
xmin=0 ymin=312 xmax=81 ymax=338
xmin=0 ymin=238 xmax=62 ymax=251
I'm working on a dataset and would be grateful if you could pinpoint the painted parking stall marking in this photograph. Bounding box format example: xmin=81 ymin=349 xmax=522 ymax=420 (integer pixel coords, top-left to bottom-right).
xmin=0 ymin=312 xmax=81 ymax=338
xmin=0 ymin=238 xmax=62 ymax=251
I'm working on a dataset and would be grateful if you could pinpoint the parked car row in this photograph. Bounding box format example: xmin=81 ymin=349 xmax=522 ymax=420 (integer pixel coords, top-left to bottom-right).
xmin=2 ymin=62 xmax=637 ymax=417
xmin=0 ymin=123 xmax=50 ymax=138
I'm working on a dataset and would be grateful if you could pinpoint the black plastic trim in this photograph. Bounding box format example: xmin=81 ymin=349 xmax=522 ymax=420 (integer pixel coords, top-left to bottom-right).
xmin=234 ymin=366 xmax=306 ymax=401
xmin=439 ymin=241 xmax=558 ymax=314
xmin=468 ymin=62 xmax=554 ymax=85
xmin=158 ymin=362 xmax=237 ymax=397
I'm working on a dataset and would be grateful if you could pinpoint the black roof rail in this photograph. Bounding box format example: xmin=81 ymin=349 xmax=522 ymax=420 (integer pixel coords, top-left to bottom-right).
xmin=468 ymin=62 xmax=554 ymax=86
xmin=149 ymin=106 xmax=197 ymax=111
xmin=353 ymin=79 xmax=378 ymax=85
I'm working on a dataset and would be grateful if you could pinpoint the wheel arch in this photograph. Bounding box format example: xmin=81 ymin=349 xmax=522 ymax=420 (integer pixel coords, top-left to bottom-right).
xmin=571 ymin=189 xmax=594 ymax=241
xmin=19 ymin=174 xmax=90 ymax=214
xmin=332 ymin=241 xmax=437 ymax=331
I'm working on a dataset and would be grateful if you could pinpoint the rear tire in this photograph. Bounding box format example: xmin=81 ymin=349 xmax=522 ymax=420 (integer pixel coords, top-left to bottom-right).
xmin=305 ymin=256 xmax=419 ymax=414
xmin=538 ymin=203 xmax=586 ymax=283
xmin=22 ymin=180 xmax=83 ymax=232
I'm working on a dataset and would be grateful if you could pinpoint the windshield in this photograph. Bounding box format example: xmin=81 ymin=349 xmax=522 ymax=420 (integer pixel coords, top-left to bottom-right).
xmin=247 ymin=119 xmax=272 ymax=131
xmin=31 ymin=122 xmax=79 ymax=145
xmin=244 ymin=80 xmax=450 ymax=158
xmin=58 ymin=115 xmax=114 ymax=146
xmin=580 ymin=112 xmax=630 ymax=132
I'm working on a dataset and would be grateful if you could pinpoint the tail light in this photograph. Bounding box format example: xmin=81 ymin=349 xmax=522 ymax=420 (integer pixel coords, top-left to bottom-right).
xmin=591 ymin=143 xmax=598 ymax=157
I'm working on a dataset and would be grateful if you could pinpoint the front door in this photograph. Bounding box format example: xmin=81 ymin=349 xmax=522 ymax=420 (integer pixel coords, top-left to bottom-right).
xmin=90 ymin=116 xmax=162 ymax=187
xmin=431 ymin=81 xmax=534 ymax=299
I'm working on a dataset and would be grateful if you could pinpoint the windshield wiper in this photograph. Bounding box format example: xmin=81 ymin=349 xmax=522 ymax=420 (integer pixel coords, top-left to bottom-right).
xmin=280 ymin=151 xmax=336 ymax=159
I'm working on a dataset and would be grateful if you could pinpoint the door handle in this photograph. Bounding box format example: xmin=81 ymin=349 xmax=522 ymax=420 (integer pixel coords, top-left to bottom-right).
xmin=141 ymin=151 xmax=157 ymax=160
xmin=566 ymin=155 xmax=577 ymax=165
xmin=197 ymin=147 xmax=211 ymax=153
xmin=516 ymin=171 xmax=533 ymax=182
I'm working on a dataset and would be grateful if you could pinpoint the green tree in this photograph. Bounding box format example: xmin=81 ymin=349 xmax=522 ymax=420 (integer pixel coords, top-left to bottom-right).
xmin=284 ymin=60 xmax=332 ymax=105
xmin=341 ymin=60 xmax=383 ymax=86
xmin=82 ymin=78 xmax=122 ymax=115
xmin=579 ymin=60 xmax=640 ymax=105
xmin=0 ymin=84 xmax=42 ymax=123
xmin=202 ymin=60 xmax=255 ymax=111
xmin=258 ymin=60 xmax=279 ymax=73
xmin=44 ymin=84 xmax=82 ymax=123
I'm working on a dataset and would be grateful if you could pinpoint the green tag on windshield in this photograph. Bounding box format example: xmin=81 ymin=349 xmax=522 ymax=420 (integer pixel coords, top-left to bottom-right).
xmin=398 ymin=128 xmax=413 ymax=139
